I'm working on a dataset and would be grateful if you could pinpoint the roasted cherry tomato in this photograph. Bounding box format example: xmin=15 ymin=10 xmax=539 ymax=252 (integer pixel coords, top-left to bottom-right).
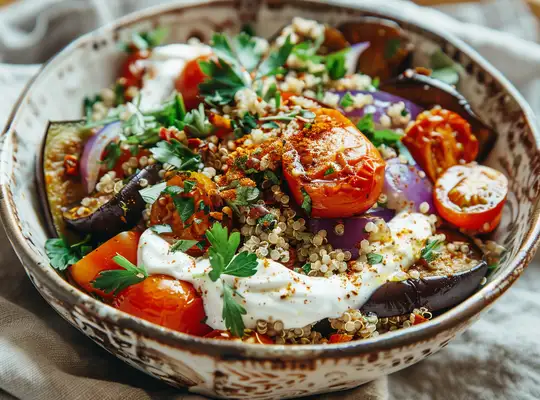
xmin=113 ymin=275 xmax=212 ymax=336
xmin=204 ymin=330 xmax=274 ymax=344
xmin=119 ymin=50 xmax=150 ymax=89
xmin=69 ymin=231 xmax=141 ymax=298
xmin=402 ymin=108 xmax=479 ymax=182
xmin=282 ymin=108 xmax=385 ymax=218
xmin=329 ymin=334 xmax=353 ymax=343
xmin=434 ymin=164 xmax=508 ymax=232
xmin=175 ymin=54 xmax=211 ymax=110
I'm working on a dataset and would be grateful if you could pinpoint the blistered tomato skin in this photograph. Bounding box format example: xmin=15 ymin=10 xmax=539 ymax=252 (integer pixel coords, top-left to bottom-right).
xmin=69 ymin=231 xmax=141 ymax=299
xmin=403 ymin=108 xmax=479 ymax=182
xmin=175 ymin=55 xmax=211 ymax=110
xmin=282 ymin=108 xmax=385 ymax=218
xmin=434 ymin=164 xmax=508 ymax=232
xmin=113 ymin=275 xmax=212 ymax=336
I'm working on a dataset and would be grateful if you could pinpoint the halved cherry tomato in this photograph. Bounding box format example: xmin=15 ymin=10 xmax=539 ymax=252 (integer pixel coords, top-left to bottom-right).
xmin=175 ymin=54 xmax=211 ymax=110
xmin=412 ymin=314 xmax=428 ymax=325
xmin=282 ymin=108 xmax=385 ymax=218
xmin=402 ymin=108 xmax=479 ymax=182
xmin=329 ymin=334 xmax=354 ymax=343
xmin=119 ymin=50 xmax=150 ymax=88
xmin=204 ymin=330 xmax=274 ymax=344
xmin=113 ymin=275 xmax=212 ymax=336
xmin=434 ymin=164 xmax=508 ymax=232
xmin=69 ymin=231 xmax=141 ymax=298
xmin=100 ymin=145 xmax=150 ymax=180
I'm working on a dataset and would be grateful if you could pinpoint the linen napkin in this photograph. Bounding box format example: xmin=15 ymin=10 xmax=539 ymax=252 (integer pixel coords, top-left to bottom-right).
xmin=0 ymin=1 xmax=539 ymax=399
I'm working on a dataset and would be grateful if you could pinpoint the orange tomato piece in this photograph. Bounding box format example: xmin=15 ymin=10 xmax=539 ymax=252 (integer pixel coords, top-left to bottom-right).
xmin=119 ymin=50 xmax=150 ymax=89
xmin=434 ymin=164 xmax=508 ymax=232
xmin=402 ymin=108 xmax=479 ymax=181
xmin=175 ymin=54 xmax=211 ymax=110
xmin=282 ymin=108 xmax=385 ymax=218
xmin=69 ymin=231 xmax=141 ymax=299
xmin=204 ymin=330 xmax=274 ymax=344
xmin=113 ymin=275 xmax=212 ymax=336
xmin=329 ymin=334 xmax=354 ymax=343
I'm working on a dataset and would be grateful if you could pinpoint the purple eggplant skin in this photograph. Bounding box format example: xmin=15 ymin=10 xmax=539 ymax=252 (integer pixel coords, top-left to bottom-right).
xmin=361 ymin=260 xmax=487 ymax=317
xmin=63 ymin=164 xmax=160 ymax=240
xmin=379 ymin=71 xmax=496 ymax=161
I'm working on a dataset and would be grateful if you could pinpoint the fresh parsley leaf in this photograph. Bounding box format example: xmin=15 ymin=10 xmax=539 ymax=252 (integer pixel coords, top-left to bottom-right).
xmin=139 ymin=182 xmax=167 ymax=204
xmin=150 ymin=139 xmax=201 ymax=170
xmin=101 ymin=141 xmax=122 ymax=170
xmin=45 ymin=237 xmax=82 ymax=271
xmin=325 ymin=49 xmax=349 ymax=80
xmin=233 ymin=186 xmax=260 ymax=206
xmin=431 ymin=67 xmax=459 ymax=86
xmin=150 ymin=224 xmax=173 ymax=234
xmin=206 ymin=223 xmax=241 ymax=281
xmin=83 ymin=95 xmax=102 ymax=124
xmin=257 ymin=213 xmax=277 ymax=227
xmin=91 ymin=255 xmax=148 ymax=295
xmin=170 ymin=239 xmax=198 ymax=253
xmin=232 ymin=112 xmax=258 ymax=138
xmin=233 ymin=32 xmax=263 ymax=72
xmin=170 ymin=195 xmax=195 ymax=223
xmin=324 ymin=166 xmax=335 ymax=176
xmin=183 ymin=180 xmax=196 ymax=193
xmin=300 ymin=110 xmax=316 ymax=119
xmin=430 ymin=49 xmax=455 ymax=70
xmin=126 ymin=27 xmax=169 ymax=51
xmin=356 ymin=113 xmax=375 ymax=133
xmin=367 ymin=129 xmax=402 ymax=147
xmin=262 ymin=121 xmax=279 ymax=129
xmin=263 ymin=82 xmax=278 ymax=103
xmin=366 ymin=253 xmax=383 ymax=265
xmin=300 ymin=188 xmax=312 ymax=215
xmin=210 ymin=33 xmax=237 ymax=65
xmin=302 ymin=263 xmax=312 ymax=274
xmin=421 ymin=239 xmax=443 ymax=262
xmin=199 ymin=58 xmax=248 ymax=105
xmin=339 ymin=92 xmax=354 ymax=108
xmin=114 ymin=82 xmax=126 ymax=106
xmin=222 ymin=281 xmax=247 ymax=337
xmin=223 ymin=251 xmax=258 ymax=277
xmin=384 ymin=38 xmax=401 ymax=59
xmin=181 ymin=104 xmax=214 ymax=137
xmin=256 ymin=35 xmax=293 ymax=79
xmin=372 ymin=77 xmax=380 ymax=89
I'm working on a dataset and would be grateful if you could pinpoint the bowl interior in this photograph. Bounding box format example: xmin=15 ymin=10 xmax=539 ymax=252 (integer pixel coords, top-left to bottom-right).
xmin=1 ymin=0 xmax=539 ymax=355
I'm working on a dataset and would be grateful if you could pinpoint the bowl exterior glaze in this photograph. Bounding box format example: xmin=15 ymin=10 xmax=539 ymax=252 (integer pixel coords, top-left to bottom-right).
xmin=1 ymin=1 xmax=539 ymax=398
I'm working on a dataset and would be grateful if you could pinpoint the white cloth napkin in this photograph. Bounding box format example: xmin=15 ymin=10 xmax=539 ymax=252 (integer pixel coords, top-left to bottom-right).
xmin=0 ymin=1 xmax=539 ymax=399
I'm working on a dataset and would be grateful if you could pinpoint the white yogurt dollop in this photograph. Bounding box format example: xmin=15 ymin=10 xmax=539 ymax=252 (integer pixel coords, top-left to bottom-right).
xmin=138 ymin=212 xmax=433 ymax=330
xmin=137 ymin=44 xmax=211 ymax=111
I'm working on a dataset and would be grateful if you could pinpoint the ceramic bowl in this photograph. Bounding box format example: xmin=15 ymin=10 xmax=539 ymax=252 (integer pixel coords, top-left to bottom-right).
xmin=1 ymin=1 xmax=539 ymax=398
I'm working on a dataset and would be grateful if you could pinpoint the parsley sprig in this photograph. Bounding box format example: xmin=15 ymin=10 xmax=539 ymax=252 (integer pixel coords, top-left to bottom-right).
xmin=45 ymin=236 xmax=92 ymax=271
xmin=356 ymin=114 xmax=402 ymax=147
xmin=149 ymin=139 xmax=201 ymax=170
xmin=91 ymin=255 xmax=148 ymax=295
xmin=205 ymin=223 xmax=258 ymax=337
xmin=420 ymin=239 xmax=444 ymax=263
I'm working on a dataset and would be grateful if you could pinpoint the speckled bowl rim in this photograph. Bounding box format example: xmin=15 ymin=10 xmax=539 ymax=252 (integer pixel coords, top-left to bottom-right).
xmin=1 ymin=0 xmax=540 ymax=360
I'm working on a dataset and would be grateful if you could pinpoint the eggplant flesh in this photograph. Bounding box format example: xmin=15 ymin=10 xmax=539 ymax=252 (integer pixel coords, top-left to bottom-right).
xmin=63 ymin=164 xmax=160 ymax=240
xmin=361 ymin=230 xmax=488 ymax=317
xmin=379 ymin=71 xmax=496 ymax=161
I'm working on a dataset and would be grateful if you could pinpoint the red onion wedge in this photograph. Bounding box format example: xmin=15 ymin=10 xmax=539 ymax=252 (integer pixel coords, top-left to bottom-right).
xmin=80 ymin=122 xmax=122 ymax=194
xmin=345 ymin=42 xmax=370 ymax=76
xmin=308 ymin=208 xmax=395 ymax=258
xmin=383 ymin=158 xmax=434 ymax=214
xmin=330 ymin=90 xmax=423 ymax=126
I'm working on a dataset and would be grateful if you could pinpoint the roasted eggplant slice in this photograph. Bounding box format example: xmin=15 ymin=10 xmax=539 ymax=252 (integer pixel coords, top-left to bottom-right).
xmin=38 ymin=120 xmax=89 ymax=238
xmin=338 ymin=17 xmax=413 ymax=80
xmin=361 ymin=230 xmax=487 ymax=317
xmin=379 ymin=71 xmax=496 ymax=160
xmin=63 ymin=164 xmax=160 ymax=240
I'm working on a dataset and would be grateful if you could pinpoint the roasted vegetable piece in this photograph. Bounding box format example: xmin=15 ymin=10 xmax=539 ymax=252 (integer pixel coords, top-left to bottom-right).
xmin=38 ymin=120 xmax=89 ymax=238
xmin=63 ymin=164 xmax=160 ymax=240
xmin=379 ymin=71 xmax=495 ymax=160
xmin=282 ymin=108 xmax=385 ymax=218
xmin=204 ymin=330 xmax=273 ymax=344
xmin=434 ymin=164 xmax=508 ymax=232
xmin=338 ymin=17 xmax=412 ymax=80
xmin=175 ymin=54 xmax=211 ymax=110
xmin=119 ymin=49 xmax=150 ymax=90
xmin=113 ymin=275 xmax=212 ymax=336
xmin=402 ymin=108 xmax=479 ymax=181
xmin=69 ymin=231 xmax=141 ymax=299
xmin=361 ymin=230 xmax=487 ymax=317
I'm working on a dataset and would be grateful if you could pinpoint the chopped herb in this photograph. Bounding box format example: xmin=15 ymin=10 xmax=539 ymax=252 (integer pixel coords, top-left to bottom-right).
xmin=139 ymin=182 xmax=167 ymax=204
xmin=487 ymin=263 xmax=499 ymax=272
xmin=123 ymin=106 xmax=146 ymax=136
xmin=356 ymin=113 xmax=375 ymax=134
xmin=101 ymin=141 xmax=122 ymax=170
xmin=302 ymin=263 xmax=312 ymax=274
xmin=421 ymin=239 xmax=444 ymax=263
xmin=324 ymin=166 xmax=335 ymax=176
xmin=339 ymin=92 xmax=354 ymax=108
xmin=199 ymin=58 xmax=249 ymax=105
xmin=149 ymin=139 xmax=201 ymax=170
xmin=114 ymin=82 xmax=126 ymax=106
xmin=431 ymin=67 xmax=459 ymax=86
xmin=222 ymin=281 xmax=248 ymax=337
xmin=163 ymin=186 xmax=195 ymax=223
xmin=232 ymin=186 xmax=260 ymax=207
xmin=45 ymin=236 xmax=90 ymax=271
xmin=233 ymin=32 xmax=264 ymax=72
xmin=170 ymin=239 xmax=199 ymax=253
xmin=83 ymin=95 xmax=102 ymax=123
xmin=232 ymin=112 xmax=258 ymax=138
xmin=241 ymin=24 xmax=255 ymax=37
xmin=257 ymin=213 xmax=277 ymax=227
xmin=430 ymin=51 xmax=461 ymax=85
xmin=356 ymin=114 xmax=402 ymax=147
xmin=366 ymin=253 xmax=383 ymax=265
xmin=150 ymin=224 xmax=173 ymax=234
xmin=263 ymin=82 xmax=278 ymax=103
xmin=124 ymin=27 xmax=169 ymax=52
xmin=262 ymin=121 xmax=280 ymax=129
xmin=300 ymin=110 xmax=316 ymax=119
xmin=256 ymin=35 xmax=294 ymax=79
xmin=91 ymin=255 xmax=148 ymax=295
xmin=384 ymin=38 xmax=401 ymax=59
xmin=304 ymin=122 xmax=312 ymax=129
xmin=316 ymin=84 xmax=324 ymax=101
xmin=325 ymin=48 xmax=349 ymax=80
xmin=372 ymin=77 xmax=380 ymax=89
xmin=183 ymin=180 xmax=196 ymax=193
xmin=400 ymin=108 xmax=409 ymax=117
xmin=179 ymin=104 xmax=214 ymax=137
xmin=300 ymin=188 xmax=312 ymax=215
xmin=274 ymin=91 xmax=281 ymax=109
